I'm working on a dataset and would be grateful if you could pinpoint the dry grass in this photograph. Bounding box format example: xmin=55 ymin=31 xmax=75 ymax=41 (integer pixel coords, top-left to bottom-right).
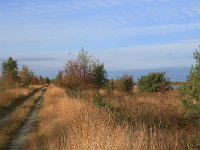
xmin=103 ymin=90 xmax=200 ymax=149
xmin=0 ymin=90 xmax=43 ymax=150
xmin=24 ymin=86 xmax=200 ymax=150
xmin=0 ymin=88 xmax=33 ymax=108
xmin=0 ymin=85 xmax=44 ymax=118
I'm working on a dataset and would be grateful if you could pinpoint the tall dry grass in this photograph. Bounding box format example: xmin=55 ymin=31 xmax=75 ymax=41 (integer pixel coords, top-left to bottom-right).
xmin=103 ymin=90 xmax=200 ymax=149
xmin=24 ymin=85 xmax=198 ymax=150
xmin=0 ymin=88 xmax=33 ymax=108
xmin=0 ymin=85 xmax=44 ymax=118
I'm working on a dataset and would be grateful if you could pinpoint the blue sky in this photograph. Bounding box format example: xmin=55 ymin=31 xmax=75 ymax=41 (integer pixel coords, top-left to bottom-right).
xmin=0 ymin=0 xmax=200 ymax=78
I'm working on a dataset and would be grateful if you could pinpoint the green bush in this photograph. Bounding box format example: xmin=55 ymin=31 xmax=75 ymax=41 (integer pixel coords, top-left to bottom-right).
xmin=115 ymin=75 xmax=134 ymax=93
xmin=138 ymin=72 xmax=171 ymax=93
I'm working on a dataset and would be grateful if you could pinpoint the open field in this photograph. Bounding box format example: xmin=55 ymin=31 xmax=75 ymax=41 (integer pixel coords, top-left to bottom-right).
xmin=22 ymin=85 xmax=200 ymax=150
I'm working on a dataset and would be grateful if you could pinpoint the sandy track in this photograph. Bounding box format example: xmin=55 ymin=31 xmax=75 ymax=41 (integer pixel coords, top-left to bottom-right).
xmin=8 ymin=88 xmax=46 ymax=150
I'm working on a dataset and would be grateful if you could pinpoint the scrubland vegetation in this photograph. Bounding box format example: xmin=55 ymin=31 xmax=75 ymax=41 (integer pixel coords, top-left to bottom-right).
xmin=1 ymin=46 xmax=200 ymax=149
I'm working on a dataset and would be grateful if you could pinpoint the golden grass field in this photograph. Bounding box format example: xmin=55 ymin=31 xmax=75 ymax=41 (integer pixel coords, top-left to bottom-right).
xmin=23 ymin=85 xmax=200 ymax=150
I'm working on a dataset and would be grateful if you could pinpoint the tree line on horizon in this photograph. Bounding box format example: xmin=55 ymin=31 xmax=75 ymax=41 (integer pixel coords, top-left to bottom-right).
xmin=0 ymin=57 xmax=50 ymax=90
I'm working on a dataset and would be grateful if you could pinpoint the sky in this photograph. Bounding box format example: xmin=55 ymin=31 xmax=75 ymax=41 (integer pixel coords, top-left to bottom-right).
xmin=0 ymin=0 xmax=200 ymax=79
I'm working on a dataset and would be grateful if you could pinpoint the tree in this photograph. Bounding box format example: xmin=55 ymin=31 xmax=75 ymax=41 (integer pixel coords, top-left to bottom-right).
xmin=44 ymin=77 xmax=50 ymax=84
xmin=18 ymin=65 xmax=31 ymax=87
xmin=91 ymin=62 xmax=108 ymax=89
xmin=63 ymin=48 xmax=108 ymax=96
xmin=77 ymin=48 xmax=92 ymax=89
xmin=39 ymin=76 xmax=44 ymax=84
xmin=2 ymin=57 xmax=18 ymax=88
xmin=180 ymin=47 xmax=200 ymax=119
xmin=55 ymin=71 xmax=63 ymax=86
xmin=29 ymin=71 xmax=39 ymax=85
xmin=64 ymin=48 xmax=93 ymax=90
xmin=138 ymin=72 xmax=170 ymax=93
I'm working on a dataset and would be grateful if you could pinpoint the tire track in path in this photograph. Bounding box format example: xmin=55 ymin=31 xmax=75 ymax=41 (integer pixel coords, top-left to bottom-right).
xmin=8 ymin=88 xmax=46 ymax=150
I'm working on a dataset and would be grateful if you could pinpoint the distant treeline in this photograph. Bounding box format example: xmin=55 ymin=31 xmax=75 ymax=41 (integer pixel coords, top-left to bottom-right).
xmin=0 ymin=57 xmax=49 ymax=90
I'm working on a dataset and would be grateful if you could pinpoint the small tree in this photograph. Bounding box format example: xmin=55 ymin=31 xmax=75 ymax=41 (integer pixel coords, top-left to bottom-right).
xmin=63 ymin=48 xmax=93 ymax=90
xmin=55 ymin=71 xmax=63 ymax=86
xmin=180 ymin=47 xmax=200 ymax=119
xmin=64 ymin=59 xmax=81 ymax=91
xmin=44 ymin=77 xmax=50 ymax=84
xmin=91 ymin=62 xmax=108 ymax=89
xmin=138 ymin=72 xmax=170 ymax=93
xmin=115 ymin=75 xmax=134 ymax=93
xmin=77 ymin=48 xmax=93 ymax=89
xmin=18 ymin=65 xmax=31 ymax=87
xmin=29 ymin=71 xmax=39 ymax=85
xmin=63 ymin=48 xmax=108 ymax=98
xmin=39 ymin=76 xmax=44 ymax=84
xmin=2 ymin=57 xmax=18 ymax=88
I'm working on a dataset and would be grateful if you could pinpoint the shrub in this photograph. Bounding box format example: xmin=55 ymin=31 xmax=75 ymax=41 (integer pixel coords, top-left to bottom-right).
xmin=54 ymin=71 xmax=63 ymax=86
xmin=179 ymin=47 xmax=200 ymax=119
xmin=91 ymin=62 xmax=108 ymax=89
xmin=115 ymin=75 xmax=134 ymax=93
xmin=138 ymin=72 xmax=170 ymax=93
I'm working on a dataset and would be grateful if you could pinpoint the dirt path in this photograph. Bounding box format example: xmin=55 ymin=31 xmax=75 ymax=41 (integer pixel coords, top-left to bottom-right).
xmin=8 ymin=88 xmax=46 ymax=150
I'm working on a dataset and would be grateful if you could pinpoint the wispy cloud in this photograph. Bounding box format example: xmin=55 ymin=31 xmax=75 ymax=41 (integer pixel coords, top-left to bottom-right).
xmin=17 ymin=57 xmax=60 ymax=61
xmin=0 ymin=0 xmax=200 ymax=77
